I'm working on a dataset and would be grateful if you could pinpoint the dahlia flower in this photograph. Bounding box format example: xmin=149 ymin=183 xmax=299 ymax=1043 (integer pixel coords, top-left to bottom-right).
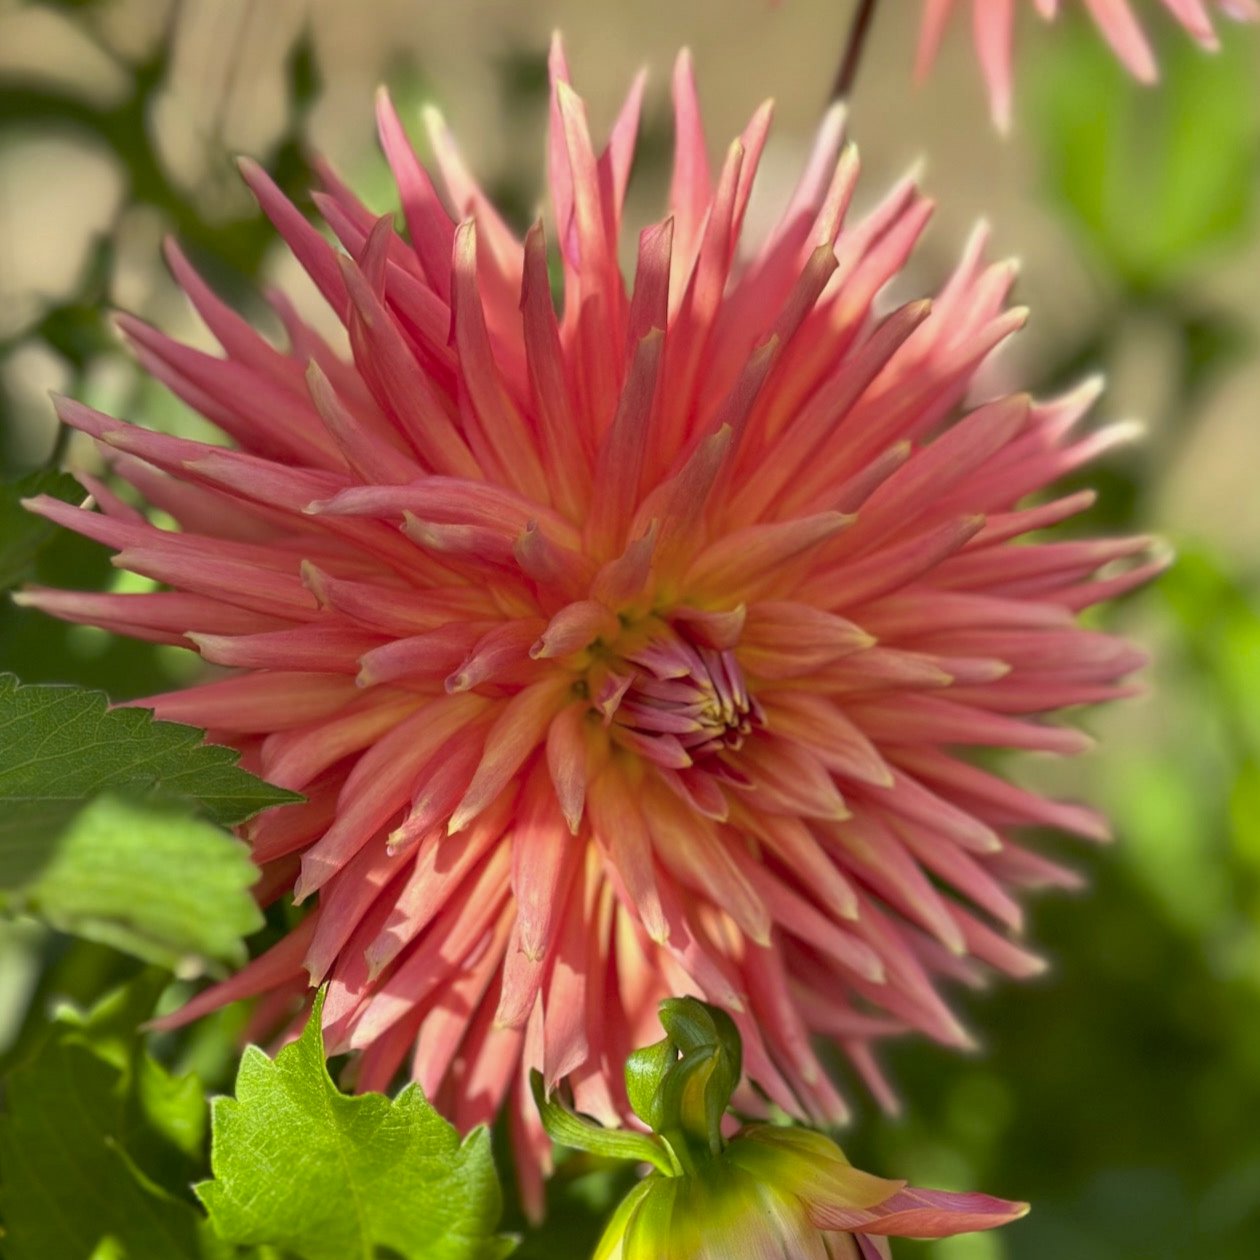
xmin=917 ymin=0 xmax=1259 ymax=130
xmin=537 ymin=997 xmax=1029 ymax=1259
xmin=21 ymin=39 xmax=1154 ymax=1207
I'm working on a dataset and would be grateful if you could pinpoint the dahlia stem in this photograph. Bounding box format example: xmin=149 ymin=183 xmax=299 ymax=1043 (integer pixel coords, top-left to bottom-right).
xmin=830 ymin=0 xmax=880 ymax=104
xmin=46 ymin=421 xmax=71 ymax=470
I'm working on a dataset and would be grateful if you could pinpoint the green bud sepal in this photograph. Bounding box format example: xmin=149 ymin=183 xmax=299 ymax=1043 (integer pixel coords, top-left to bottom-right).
xmin=529 ymin=1070 xmax=677 ymax=1176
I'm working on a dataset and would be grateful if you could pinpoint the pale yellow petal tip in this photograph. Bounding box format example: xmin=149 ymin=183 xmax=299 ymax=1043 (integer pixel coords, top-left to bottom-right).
xmin=903 ymin=154 xmax=929 ymax=187
xmin=291 ymin=873 xmax=317 ymax=907
xmin=823 ymin=99 xmax=849 ymax=132
xmin=1109 ymin=418 xmax=1148 ymax=446
xmin=646 ymin=922 xmax=671 ymax=946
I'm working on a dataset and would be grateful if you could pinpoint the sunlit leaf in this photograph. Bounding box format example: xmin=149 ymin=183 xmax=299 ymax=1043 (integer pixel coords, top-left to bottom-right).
xmin=0 ymin=675 xmax=295 ymax=968
xmin=8 ymin=793 xmax=264 ymax=971
xmin=198 ymin=993 xmax=515 ymax=1260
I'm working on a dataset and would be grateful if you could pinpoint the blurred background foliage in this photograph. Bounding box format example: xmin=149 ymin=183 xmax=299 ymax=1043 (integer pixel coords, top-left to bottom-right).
xmin=1 ymin=1 xmax=1259 ymax=1257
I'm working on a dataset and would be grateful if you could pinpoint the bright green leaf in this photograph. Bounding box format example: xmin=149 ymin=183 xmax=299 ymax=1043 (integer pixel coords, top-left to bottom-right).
xmin=198 ymin=993 xmax=516 ymax=1260
xmin=0 ymin=470 xmax=85 ymax=592
xmin=9 ymin=792 xmax=265 ymax=971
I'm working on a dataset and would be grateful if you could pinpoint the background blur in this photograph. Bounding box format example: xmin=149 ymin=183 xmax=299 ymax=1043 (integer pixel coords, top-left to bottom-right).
xmin=1 ymin=1 xmax=1259 ymax=1256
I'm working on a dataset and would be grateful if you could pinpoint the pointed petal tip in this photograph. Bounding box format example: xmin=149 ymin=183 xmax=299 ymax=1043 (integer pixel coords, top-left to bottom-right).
xmin=420 ymin=101 xmax=447 ymax=138
xmin=291 ymin=868 xmax=318 ymax=906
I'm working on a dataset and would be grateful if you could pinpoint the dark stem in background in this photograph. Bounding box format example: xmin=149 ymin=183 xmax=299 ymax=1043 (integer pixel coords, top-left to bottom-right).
xmin=830 ymin=0 xmax=880 ymax=104
xmin=45 ymin=423 xmax=71 ymax=471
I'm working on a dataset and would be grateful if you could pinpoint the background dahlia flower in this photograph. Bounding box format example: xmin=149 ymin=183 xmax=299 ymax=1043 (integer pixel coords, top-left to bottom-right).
xmin=917 ymin=0 xmax=1260 ymax=129
xmin=22 ymin=38 xmax=1154 ymax=1208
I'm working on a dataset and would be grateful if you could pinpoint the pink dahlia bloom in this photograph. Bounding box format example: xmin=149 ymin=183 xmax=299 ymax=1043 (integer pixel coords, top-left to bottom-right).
xmin=23 ymin=41 xmax=1154 ymax=1206
xmin=917 ymin=0 xmax=1260 ymax=130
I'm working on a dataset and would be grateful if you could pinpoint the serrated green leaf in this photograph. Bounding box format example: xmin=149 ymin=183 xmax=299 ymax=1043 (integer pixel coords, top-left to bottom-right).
xmin=0 ymin=982 xmax=215 ymax=1260
xmin=0 ymin=674 xmax=300 ymax=847
xmin=198 ymin=992 xmax=516 ymax=1260
xmin=0 ymin=470 xmax=85 ymax=592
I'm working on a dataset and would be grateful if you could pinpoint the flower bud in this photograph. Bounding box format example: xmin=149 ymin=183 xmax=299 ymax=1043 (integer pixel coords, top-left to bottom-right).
xmin=536 ymin=998 xmax=1029 ymax=1258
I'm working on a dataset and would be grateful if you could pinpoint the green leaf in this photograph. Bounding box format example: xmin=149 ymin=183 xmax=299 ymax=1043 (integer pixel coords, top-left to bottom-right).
xmin=0 ymin=674 xmax=300 ymax=843
xmin=0 ymin=980 xmax=221 ymax=1260
xmin=51 ymin=971 xmax=211 ymax=1188
xmin=0 ymin=675 xmax=293 ymax=969
xmin=198 ymin=992 xmax=516 ymax=1260
xmin=10 ymin=793 xmax=265 ymax=971
xmin=0 ymin=470 xmax=85 ymax=592
xmin=1032 ymin=19 xmax=1258 ymax=291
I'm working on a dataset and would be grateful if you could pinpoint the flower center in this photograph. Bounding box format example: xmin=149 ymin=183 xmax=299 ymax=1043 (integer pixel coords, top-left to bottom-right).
xmin=597 ymin=620 xmax=763 ymax=765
